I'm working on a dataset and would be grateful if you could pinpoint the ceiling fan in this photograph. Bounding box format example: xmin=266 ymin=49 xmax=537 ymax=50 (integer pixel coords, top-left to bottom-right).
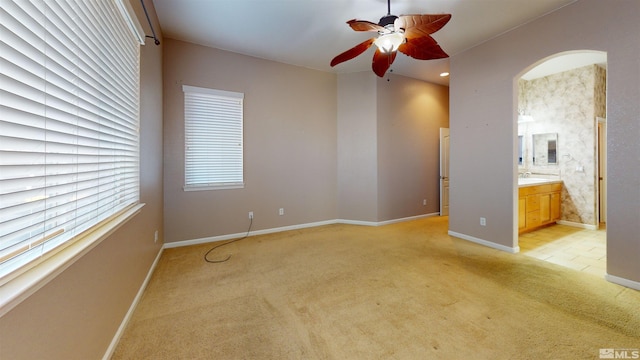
xmin=330 ymin=0 xmax=451 ymax=77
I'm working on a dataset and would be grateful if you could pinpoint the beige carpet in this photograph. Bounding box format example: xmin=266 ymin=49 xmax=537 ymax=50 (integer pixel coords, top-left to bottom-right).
xmin=112 ymin=217 xmax=639 ymax=359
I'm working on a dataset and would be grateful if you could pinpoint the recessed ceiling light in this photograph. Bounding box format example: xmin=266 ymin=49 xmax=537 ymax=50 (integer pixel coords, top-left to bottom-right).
xmin=440 ymin=72 xmax=450 ymax=77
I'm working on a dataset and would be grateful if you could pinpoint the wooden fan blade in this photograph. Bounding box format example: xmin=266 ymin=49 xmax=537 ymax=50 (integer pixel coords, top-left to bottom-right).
xmin=399 ymin=14 xmax=451 ymax=39
xmin=372 ymin=49 xmax=397 ymax=77
xmin=398 ymin=35 xmax=449 ymax=60
xmin=347 ymin=19 xmax=385 ymax=32
xmin=330 ymin=38 xmax=375 ymax=67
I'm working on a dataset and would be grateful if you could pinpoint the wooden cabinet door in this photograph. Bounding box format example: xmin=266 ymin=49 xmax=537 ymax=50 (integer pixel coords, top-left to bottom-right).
xmin=518 ymin=197 xmax=526 ymax=230
xmin=540 ymin=193 xmax=551 ymax=223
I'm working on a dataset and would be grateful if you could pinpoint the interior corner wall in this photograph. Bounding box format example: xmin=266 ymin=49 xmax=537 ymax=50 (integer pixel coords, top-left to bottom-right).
xmin=337 ymin=72 xmax=379 ymax=222
xmin=376 ymin=74 xmax=450 ymax=221
xmin=449 ymin=0 xmax=640 ymax=283
xmin=337 ymin=72 xmax=449 ymax=223
xmin=0 ymin=0 xmax=165 ymax=358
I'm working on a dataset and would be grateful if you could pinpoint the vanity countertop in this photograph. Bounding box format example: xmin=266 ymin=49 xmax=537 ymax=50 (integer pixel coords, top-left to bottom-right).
xmin=518 ymin=178 xmax=563 ymax=187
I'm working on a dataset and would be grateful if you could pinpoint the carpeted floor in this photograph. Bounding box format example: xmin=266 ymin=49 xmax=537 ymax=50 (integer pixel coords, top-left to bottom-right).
xmin=112 ymin=217 xmax=640 ymax=359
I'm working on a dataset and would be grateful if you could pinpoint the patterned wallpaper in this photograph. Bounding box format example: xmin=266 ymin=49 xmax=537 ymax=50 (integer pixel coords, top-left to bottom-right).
xmin=518 ymin=65 xmax=606 ymax=226
xmin=595 ymin=66 xmax=607 ymax=119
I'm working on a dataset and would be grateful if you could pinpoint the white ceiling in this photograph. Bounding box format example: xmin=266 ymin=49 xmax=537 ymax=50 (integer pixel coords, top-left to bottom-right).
xmin=521 ymin=51 xmax=607 ymax=80
xmin=152 ymin=0 xmax=591 ymax=85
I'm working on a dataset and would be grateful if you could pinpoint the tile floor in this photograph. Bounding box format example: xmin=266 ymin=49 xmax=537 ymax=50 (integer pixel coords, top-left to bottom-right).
xmin=518 ymin=223 xmax=606 ymax=277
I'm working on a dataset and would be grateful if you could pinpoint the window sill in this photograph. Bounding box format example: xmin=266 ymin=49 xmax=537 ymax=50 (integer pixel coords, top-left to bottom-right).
xmin=0 ymin=203 xmax=145 ymax=317
xmin=183 ymin=183 xmax=245 ymax=191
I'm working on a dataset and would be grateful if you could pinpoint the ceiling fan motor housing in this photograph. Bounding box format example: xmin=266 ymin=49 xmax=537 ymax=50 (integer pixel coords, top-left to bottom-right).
xmin=378 ymin=14 xmax=398 ymax=27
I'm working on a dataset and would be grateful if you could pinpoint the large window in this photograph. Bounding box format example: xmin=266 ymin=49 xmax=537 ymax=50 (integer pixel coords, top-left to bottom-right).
xmin=0 ymin=0 xmax=143 ymax=282
xmin=183 ymin=85 xmax=244 ymax=191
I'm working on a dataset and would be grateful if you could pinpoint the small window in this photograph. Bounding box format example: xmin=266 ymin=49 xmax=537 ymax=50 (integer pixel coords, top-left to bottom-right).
xmin=183 ymin=85 xmax=244 ymax=191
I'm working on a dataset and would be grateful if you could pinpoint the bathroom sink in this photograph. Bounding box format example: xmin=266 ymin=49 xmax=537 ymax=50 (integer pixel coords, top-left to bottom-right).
xmin=518 ymin=178 xmax=557 ymax=186
xmin=518 ymin=178 xmax=559 ymax=186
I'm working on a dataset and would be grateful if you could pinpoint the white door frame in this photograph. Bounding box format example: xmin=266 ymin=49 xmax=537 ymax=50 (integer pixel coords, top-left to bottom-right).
xmin=439 ymin=128 xmax=450 ymax=216
xmin=597 ymin=117 xmax=607 ymax=224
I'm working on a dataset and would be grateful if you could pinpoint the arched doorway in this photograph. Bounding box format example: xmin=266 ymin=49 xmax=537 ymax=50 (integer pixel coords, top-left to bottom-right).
xmin=515 ymin=51 xmax=608 ymax=277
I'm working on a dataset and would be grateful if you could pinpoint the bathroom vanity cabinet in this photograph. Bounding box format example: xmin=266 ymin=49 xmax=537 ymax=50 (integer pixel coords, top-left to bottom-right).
xmin=518 ymin=182 xmax=562 ymax=234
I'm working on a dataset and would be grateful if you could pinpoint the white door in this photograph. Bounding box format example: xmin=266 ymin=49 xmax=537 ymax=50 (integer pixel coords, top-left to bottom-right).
xmin=439 ymin=128 xmax=450 ymax=216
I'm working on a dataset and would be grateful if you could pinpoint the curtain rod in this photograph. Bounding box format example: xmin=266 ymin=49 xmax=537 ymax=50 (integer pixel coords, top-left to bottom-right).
xmin=140 ymin=0 xmax=160 ymax=45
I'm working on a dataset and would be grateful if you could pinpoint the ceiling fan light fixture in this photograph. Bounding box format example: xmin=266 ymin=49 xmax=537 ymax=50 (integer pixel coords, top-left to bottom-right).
xmin=374 ymin=32 xmax=404 ymax=53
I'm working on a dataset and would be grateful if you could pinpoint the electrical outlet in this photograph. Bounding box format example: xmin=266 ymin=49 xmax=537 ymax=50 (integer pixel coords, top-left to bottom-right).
xmin=279 ymin=208 xmax=284 ymax=216
xmin=423 ymin=199 xmax=427 ymax=206
xmin=480 ymin=217 xmax=486 ymax=226
xmin=154 ymin=230 xmax=158 ymax=243
xmin=248 ymin=211 xmax=254 ymax=219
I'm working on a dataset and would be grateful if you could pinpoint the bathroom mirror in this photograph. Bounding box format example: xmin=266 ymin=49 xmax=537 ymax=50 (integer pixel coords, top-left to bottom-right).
xmin=532 ymin=133 xmax=558 ymax=165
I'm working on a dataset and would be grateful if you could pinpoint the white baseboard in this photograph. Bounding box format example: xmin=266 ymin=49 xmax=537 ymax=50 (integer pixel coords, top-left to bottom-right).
xmin=448 ymin=230 xmax=520 ymax=253
xmin=336 ymin=219 xmax=378 ymax=226
xmin=163 ymin=220 xmax=338 ymax=249
xmin=605 ymin=274 xmax=640 ymax=291
xmin=103 ymin=247 xmax=164 ymax=360
xmin=556 ymin=220 xmax=598 ymax=230
xmin=164 ymin=213 xmax=441 ymax=249
xmin=377 ymin=212 xmax=441 ymax=226
xmin=337 ymin=213 xmax=440 ymax=227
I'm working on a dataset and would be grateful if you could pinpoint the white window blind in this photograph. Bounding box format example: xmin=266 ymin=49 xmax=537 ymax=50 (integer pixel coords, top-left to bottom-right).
xmin=183 ymin=85 xmax=244 ymax=190
xmin=0 ymin=0 xmax=141 ymax=281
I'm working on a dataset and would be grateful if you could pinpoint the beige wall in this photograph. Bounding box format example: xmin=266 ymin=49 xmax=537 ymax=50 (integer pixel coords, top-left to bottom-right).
xmin=337 ymin=72 xmax=379 ymax=222
xmin=163 ymin=39 xmax=338 ymax=243
xmin=0 ymin=1 xmax=164 ymax=359
xmin=449 ymin=0 xmax=640 ymax=282
xmin=337 ymin=73 xmax=449 ymax=223
xmin=376 ymin=75 xmax=450 ymax=221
